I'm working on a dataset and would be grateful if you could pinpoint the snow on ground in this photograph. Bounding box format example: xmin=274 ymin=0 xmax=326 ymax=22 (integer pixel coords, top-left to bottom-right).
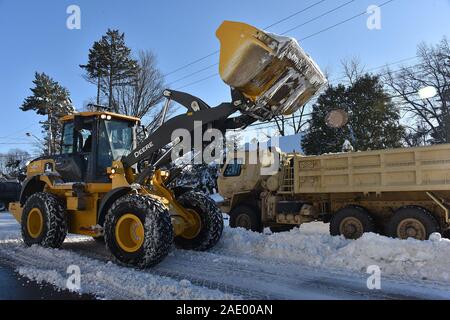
xmin=0 ymin=213 xmax=236 ymax=300
xmin=216 ymin=222 xmax=450 ymax=284
xmin=2 ymin=212 xmax=450 ymax=299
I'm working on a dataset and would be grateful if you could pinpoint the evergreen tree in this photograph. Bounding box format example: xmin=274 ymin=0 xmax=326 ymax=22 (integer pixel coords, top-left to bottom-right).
xmin=302 ymin=74 xmax=404 ymax=155
xmin=301 ymin=84 xmax=350 ymax=155
xmin=21 ymin=72 xmax=74 ymax=155
xmin=80 ymin=29 xmax=139 ymax=111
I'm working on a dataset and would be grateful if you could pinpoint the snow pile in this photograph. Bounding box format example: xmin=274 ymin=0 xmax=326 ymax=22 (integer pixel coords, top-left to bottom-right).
xmin=215 ymin=225 xmax=450 ymax=283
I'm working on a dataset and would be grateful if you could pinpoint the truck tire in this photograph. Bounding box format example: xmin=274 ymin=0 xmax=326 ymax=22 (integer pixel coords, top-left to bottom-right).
xmin=104 ymin=194 xmax=173 ymax=268
xmin=21 ymin=192 xmax=67 ymax=248
xmin=230 ymin=205 xmax=263 ymax=233
xmin=175 ymin=191 xmax=224 ymax=251
xmin=387 ymin=206 xmax=439 ymax=240
xmin=330 ymin=205 xmax=375 ymax=239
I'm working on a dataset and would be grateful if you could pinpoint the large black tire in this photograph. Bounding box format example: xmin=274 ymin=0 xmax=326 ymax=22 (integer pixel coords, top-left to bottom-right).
xmin=330 ymin=205 xmax=375 ymax=239
xmin=229 ymin=205 xmax=263 ymax=232
xmin=175 ymin=191 xmax=224 ymax=251
xmin=387 ymin=206 xmax=439 ymax=240
xmin=21 ymin=192 xmax=67 ymax=248
xmin=104 ymin=194 xmax=173 ymax=268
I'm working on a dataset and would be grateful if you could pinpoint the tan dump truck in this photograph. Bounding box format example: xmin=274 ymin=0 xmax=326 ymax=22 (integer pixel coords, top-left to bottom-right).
xmin=218 ymin=144 xmax=450 ymax=240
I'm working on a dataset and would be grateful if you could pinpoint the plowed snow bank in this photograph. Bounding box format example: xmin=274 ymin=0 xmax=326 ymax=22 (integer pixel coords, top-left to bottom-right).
xmin=215 ymin=225 xmax=450 ymax=283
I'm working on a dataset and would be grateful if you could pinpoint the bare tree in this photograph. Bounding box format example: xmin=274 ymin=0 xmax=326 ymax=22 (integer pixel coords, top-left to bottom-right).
xmin=341 ymin=57 xmax=365 ymax=85
xmin=383 ymin=37 xmax=450 ymax=145
xmin=114 ymin=50 xmax=165 ymax=118
xmin=274 ymin=106 xmax=310 ymax=137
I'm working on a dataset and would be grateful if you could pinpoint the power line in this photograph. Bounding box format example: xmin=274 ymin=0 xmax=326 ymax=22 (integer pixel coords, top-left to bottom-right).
xmin=281 ymin=0 xmax=356 ymax=35
xmin=173 ymin=0 xmax=398 ymax=91
xmin=0 ymin=123 xmax=38 ymax=139
xmin=176 ymin=73 xmax=219 ymax=90
xmin=164 ymin=0 xmax=329 ymax=78
xmin=236 ymin=80 xmax=446 ymax=132
xmin=169 ymin=0 xmax=356 ymax=87
xmin=168 ymin=63 xmax=218 ymax=86
xmin=299 ymin=0 xmax=395 ymax=41
xmin=329 ymin=56 xmax=419 ymax=83
xmin=264 ymin=0 xmax=328 ymax=30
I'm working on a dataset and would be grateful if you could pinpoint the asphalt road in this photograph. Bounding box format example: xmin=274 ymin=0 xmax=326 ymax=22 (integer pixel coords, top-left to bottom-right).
xmin=0 ymin=261 xmax=92 ymax=300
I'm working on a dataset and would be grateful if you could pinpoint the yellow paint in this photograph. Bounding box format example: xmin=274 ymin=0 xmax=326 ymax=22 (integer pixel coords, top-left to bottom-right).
xmin=216 ymin=21 xmax=276 ymax=100
xmin=115 ymin=214 xmax=145 ymax=253
xmin=60 ymin=111 xmax=140 ymax=123
xmin=27 ymin=208 xmax=43 ymax=238
xmin=9 ymin=202 xmax=22 ymax=223
xmin=151 ymin=169 xmax=201 ymax=238
xmin=27 ymin=159 xmax=56 ymax=178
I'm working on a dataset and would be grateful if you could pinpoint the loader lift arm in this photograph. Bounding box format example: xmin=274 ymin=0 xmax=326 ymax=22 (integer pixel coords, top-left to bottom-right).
xmin=121 ymin=88 xmax=257 ymax=174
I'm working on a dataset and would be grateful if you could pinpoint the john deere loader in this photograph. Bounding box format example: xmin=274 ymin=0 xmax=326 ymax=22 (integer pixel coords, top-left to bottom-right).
xmin=9 ymin=21 xmax=326 ymax=268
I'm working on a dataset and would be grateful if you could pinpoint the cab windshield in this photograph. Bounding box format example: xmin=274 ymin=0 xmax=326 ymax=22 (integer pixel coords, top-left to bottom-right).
xmin=101 ymin=119 xmax=134 ymax=158
xmin=97 ymin=119 xmax=134 ymax=173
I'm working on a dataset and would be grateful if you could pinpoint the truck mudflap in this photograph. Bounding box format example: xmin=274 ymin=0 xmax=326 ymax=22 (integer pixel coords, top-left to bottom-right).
xmin=216 ymin=21 xmax=327 ymax=120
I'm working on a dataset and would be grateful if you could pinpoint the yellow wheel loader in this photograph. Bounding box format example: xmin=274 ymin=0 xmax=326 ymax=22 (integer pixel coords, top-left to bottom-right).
xmin=9 ymin=21 xmax=326 ymax=268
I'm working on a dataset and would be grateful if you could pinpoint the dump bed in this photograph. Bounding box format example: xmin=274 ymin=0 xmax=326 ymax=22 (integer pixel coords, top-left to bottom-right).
xmin=290 ymin=144 xmax=450 ymax=194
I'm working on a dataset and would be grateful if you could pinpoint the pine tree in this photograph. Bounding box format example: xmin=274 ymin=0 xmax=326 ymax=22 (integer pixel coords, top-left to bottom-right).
xmin=301 ymin=84 xmax=350 ymax=155
xmin=80 ymin=29 xmax=139 ymax=111
xmin=21 ymin=72 xmax=74 ymax=155
xmin=302 ymin=74 xmax=404 ymax=155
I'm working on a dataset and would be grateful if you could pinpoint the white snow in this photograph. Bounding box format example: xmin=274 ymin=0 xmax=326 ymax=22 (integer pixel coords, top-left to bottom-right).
xmin=2 ymin=212 xmax=450 ymax=299
xmin=215 ymin=224 xmax=450 ymax=284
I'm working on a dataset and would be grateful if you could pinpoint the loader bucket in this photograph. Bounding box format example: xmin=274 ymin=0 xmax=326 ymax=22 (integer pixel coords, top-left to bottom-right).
xmin=216 ymin=21 xmax=327 ymax=120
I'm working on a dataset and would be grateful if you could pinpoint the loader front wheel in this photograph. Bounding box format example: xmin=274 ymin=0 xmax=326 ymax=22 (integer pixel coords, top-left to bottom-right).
xmin=21 ymin=192 xmax=67 ymax=248
xmin=104 ymin=194 xmax=173 ymax=268
xmin=175 ymin=191 xmax=224 ymax=251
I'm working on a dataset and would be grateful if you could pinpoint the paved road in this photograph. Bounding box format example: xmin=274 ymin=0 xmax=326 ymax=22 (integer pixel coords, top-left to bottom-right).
xmin=0 ymin=261 xmax=92 ymax=300
xmin=2 ymin=212 xmax=450 ymax=300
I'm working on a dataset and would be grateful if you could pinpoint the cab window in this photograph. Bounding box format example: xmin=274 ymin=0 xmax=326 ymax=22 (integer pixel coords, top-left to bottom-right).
xmin=223 ymin=159 xmax=243 ymax=177
xmin=61 ymin=122 xmax=74 ymax=154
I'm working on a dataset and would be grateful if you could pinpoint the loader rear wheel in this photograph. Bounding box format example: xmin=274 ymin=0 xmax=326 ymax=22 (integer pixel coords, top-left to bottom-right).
xmin=21 ymin=192 xmax=67 ymax=248
xmin=330 ymin=205 xmax=375 ymax=239
xmin=104 ymin=194 xmax=173 ymax=268
xmin=174 ymin=191 xmax=224 ymax=251
xmin=229 ymin=205 xmax=263 ymax=232
xmin=387 ymin=206 xmax=439 ymax=240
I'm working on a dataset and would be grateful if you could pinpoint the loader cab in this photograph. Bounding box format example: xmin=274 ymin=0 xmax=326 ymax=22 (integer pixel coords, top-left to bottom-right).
xmin=58 ymin=112 xmax=139 ymax=183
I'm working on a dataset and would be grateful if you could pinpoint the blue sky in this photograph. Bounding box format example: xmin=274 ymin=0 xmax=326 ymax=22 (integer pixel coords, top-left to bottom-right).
xmin=0 ymin=0 xmax=449 ymax=154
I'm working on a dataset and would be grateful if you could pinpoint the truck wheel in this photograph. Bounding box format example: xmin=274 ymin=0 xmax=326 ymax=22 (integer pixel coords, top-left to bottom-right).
xmin=230 ymin=205 xmax=263 ymax=232
xmin=0 ymin=201 xmax=6 ymax=212
xmin=104 ymin=194 xmax=173 ymax=268
xmin=21 ymin=192 xmax=67 ymax=248
xmin=330 ymin=205 xmax=375 ymax=239
xmin=387 ymin=206 xmax=439 ymax=240
xmin=175 ymin=191 xmax=224 ymax=251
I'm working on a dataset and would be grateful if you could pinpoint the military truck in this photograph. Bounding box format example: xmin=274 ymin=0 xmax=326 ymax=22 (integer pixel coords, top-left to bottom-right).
xmin=218 ymin=144 xmax=450 ymax=240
